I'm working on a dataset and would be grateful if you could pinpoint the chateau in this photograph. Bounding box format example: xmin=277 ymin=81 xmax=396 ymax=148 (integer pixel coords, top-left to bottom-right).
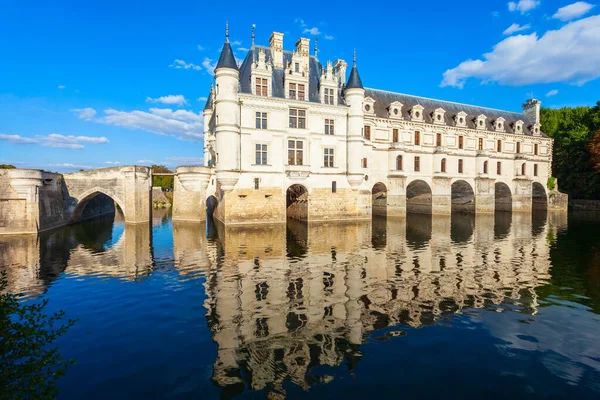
xmin=190 ymin=26 xmax=564 ymax=225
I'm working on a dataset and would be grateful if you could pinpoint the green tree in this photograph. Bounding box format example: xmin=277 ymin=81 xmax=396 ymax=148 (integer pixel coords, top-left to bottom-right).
xmin=0 ymin=273 xmax=76 ymax=399
xmin=0 ymin=164 xmax=16 ymax=169
xmin=150 ymin=164 xmax=174 ymax=189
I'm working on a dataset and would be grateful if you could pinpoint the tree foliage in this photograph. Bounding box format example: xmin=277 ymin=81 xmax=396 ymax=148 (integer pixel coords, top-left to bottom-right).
xmin=150 ymin=164 xmax=174 ymax=189
xmin=540 ymin=101 xmax=600 ymax=199
xmin=588 ymin=129 xmax=600 ymax=175
xmin=0 ymin=273 xmax=76 ymax=399
xmin=0 ymin=164 xmax=16 ymax=169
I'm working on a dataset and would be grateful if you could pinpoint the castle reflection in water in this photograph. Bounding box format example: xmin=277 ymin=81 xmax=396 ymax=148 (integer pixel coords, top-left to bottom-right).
xmin=0 ymin=210 xmax=568 ymax=395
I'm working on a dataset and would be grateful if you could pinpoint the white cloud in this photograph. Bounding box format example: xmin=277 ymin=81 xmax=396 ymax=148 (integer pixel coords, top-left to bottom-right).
xmin=0 ymin=132 xmax=107 ymax=149
xmin=169 ymin=59 xmax=202 ymax=71
xmin=0 ymin=133 xmax=38 ymax=144
xmin=201 ymin=57 xmax=217 ymax=75
xmin=49 ymin=163 xmax=92 ymax=169
xmin=546 ymin=89 xmax=559 ymax=97
xmin=508 ymin=0 xmax=540 ymax=14
xmin=137 ymin=159 xmax=155 ymax=164
xmin=70 ymin=107 xmax=97 ymax=121
xmin=295 ymin=18 xmax=307 ymax=27
xmin=303 ymin=27 xmax=321 ymax=35
xmin=197 ymin=45 xmax=205 ymax=51
xmin=552 ymin=2 xmax=595 ymax=21
xmin=58 ymin=85 xmax=66 ymax=89
xmin=145 ymin=94 xmax=188 ymax=106
xmin=324 ymin=35 xmax=334 ymax=40
xmin=230 ymin=40 xmax=242 ymax=46
xmin=97 ymin=108 xmax=203 ymax=141
xmin=104 ymin=161 xmax=121 ymax=165
xmin=197 ymin=96 xmax=208 ymax=102
xmin=503 ymin=23 xmax=531 ymax=35
xmin=237 ymin=47 xmax=250 ymax=52
xmin=492 ymin=11 xmax=501 ymax=18
xmin=166 ymin=156 xmax=203 ymax=165
xmin=441 ymin=15 xmax=600 ymax=88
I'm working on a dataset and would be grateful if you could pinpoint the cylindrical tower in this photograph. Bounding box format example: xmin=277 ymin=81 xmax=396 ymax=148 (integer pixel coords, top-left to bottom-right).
xmin=345 ymin=51 xmax=365 ymax=190
xmin=214 ymin=23 xmax=240 ymax=191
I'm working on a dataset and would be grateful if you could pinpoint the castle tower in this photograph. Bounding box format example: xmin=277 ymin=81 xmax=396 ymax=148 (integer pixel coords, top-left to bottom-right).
xmin=214 ymin=22 xmax=241 ymax=191
xmin=202 ymin=85 xmax=215 ymax=167
xmin=344 ymin=51 xmax=365 ymax=189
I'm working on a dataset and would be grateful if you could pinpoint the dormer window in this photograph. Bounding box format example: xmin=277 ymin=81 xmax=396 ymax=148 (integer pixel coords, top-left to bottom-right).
xmin=513 ymin=120 xmax=524 ymax=134
xmin=294 ymin=63 xmax=299 ymax=73
xmin=432 ymin=108 xmax=446 ymax=125
xmin=323 ymin=88 xmax=335 ymax=105
xmin=454 ymin=111 xmax=467 ymax=127
xmin=475 ymin=114 xmax=487 ymax=130
xmin=363 ymin=97 xmax=376 ymax=115
xmin=388 ymin=101 xmax=403 ymax=119
xmin=532 ymin=123 xmax=541 ymax=136
xmin=410 ymin=105 xmax=424 ymax=122
xmin=494 ymin=117 xmax=505 ymax=132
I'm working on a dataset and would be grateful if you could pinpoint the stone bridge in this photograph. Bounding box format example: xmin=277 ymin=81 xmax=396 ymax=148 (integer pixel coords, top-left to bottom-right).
xmin=0 ymin=166 xmax=152 ymax=234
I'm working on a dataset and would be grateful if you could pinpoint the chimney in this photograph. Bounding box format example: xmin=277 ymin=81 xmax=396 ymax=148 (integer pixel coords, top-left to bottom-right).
xmin=333 ymin=59 xmax=347 ymax=87
xmin=269 ymin=32 xmax=284 ymax=68
xmin=295 ymin=38 xmax=310 ymax=57
xmin=522 ymin=98 xmax=541 ymax=125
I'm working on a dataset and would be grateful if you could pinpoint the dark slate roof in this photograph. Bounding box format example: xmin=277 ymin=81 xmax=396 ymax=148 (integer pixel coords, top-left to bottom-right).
xmin=364 ymin=88 xmax=546 ymax=136
xmin=346 ymin=64 xmax=363 ymax=89
xmin=216 ymin=41 xmax=238 ymax=71
xmin=203 ymin=89 xmax=213 ymax=111
xmin=239 ymin=46 xmax=345 ymax=105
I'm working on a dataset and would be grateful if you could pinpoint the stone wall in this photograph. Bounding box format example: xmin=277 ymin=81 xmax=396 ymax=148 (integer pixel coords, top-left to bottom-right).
xmin=219 ymin=187 xmax=286 ymax=224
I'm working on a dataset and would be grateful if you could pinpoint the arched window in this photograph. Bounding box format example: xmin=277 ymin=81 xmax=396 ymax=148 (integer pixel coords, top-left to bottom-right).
xmin=441 ymin=158 xmax=446 ymax=173
xmin=483 ymin=160 xmax=488 ymax=174
xmin=396 ymin=155 xmax=403 ymax=170
xmin=521 ymin=163 xmax=526 ymax=176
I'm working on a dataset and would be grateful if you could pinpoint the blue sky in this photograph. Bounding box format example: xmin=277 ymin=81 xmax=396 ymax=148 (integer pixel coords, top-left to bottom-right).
xmin=1 ymin=0 xmax=599 ymax=172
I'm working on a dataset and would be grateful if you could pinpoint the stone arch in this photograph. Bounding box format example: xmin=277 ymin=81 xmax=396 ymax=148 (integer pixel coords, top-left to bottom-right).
xmin=286 ymin=184 xmax=308 ymax=221
xmin=451 ymin=180 xmax=475 ymax=213
xmin=406 ymin=179 xmax=432 ymax=214
xmin=372 ymin=182 xmax=387 ymax=217
xmin=70 ymin=187 xmax=126 ymax=223
xmin=532 ymin=182 xmax=548 ymax=211
xmin=495 ymin=182 xmax=512 ymax=212
xmin=206 ymin=195 xmax=218 ymax=218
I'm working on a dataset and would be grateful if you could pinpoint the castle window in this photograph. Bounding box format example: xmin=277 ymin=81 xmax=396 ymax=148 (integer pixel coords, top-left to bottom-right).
xmin=393 ymin=129 xmax=399 ymax=143
xmin=497 ymin=161 xmax=502 ymax=175
xmin=534 ymin=164 xmax=538 ymax=176
xmin=255 ymin=112 xmax=267 ymax=129
xmin=325 ymin=119 xmax=335 ymax=135
xmin=332 ymin=181 xmax=337 ymax=193
xmin=396 ymin=155 xmax=403 ymax=170
xmin=497 ymin=140 xmax=502 ymax=152
xmin=254 ymin=177 xmax=260 ymax=190
xmin=289 ymin=109 xmax=306 ymax=129
xmin=458 ymin=159 xmax=464 ymax=173
xmin=534 ymin=143 xmax=538 ymax=155
xmin=483 ymin=160 xmax=488 ymax=174
xmin=255 ymin=78 xmax=268 ymax=97
xmin=414 ymin=156 xmax=420 ymax=172
xmin=414 ymin=131 xmax=420 ymax=146
xmin=362 ymin=158 xmax=368 ymax=168
xmin=516 ymin=142 xmax=521 ymax=154
xmin=364 ymin=125 xmax=371 ymax=140
xmin=255 ymin=144 xmax=268 ymax=165
xmin=436 ymin=133 xmax=442 ymax=147
xmin=298 ymin=84 xmax=305 ymax=101
xmin=459 ymin=136 xmax=464 ymax=149
xmin=441 ymin=158 xmax=446 ymax=173
xmin=324 ymin=88 xmax=334 ymax=105
xmin=324 ymin=148 xmax=335 ymax=167
xmin=478 ymin=138 xmax=483 ymax=150
xmin=289 ymin=83 xmax=297 ymax=99
xmin=295 ymin=63 xmax=300 ymax=73
xmin=288 ymin=140 xmax=304 ymax=165
xmin=521 ymin=163 xmax=526 ymax=176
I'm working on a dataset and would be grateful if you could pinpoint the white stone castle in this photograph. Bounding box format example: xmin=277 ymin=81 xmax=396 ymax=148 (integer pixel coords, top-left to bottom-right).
xmin=176 ymin=25 xmax=566 ymax=225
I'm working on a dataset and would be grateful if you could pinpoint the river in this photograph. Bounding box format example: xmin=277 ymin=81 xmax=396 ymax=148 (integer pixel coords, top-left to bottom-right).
xmin=2 ymin=209 xmax=600 ymax=399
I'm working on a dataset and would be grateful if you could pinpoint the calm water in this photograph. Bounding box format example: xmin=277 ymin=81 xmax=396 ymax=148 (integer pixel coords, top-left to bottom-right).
xmin=2 ymin=209 xmax=600 ymax=399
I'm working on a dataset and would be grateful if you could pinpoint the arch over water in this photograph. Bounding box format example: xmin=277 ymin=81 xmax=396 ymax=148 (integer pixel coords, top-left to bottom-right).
xmin=286 ymin=184 xmax=308 ymax=221
xmin=206 ymin=195 xmax=218 ymax=218
xmin=372 ymin=182 xmax=387 ymax=217
xmin=406 ymin=180 xmax=432 ymax=214
xmin=451 ymin=180 xmax=475 ymax=213
xmin=495 ymin=182 xmax=512 ymax=212
xmin=532 ymin=182 xmax=548 ymax=211
xmin=71 ymin=188 xmax=125 ymax=223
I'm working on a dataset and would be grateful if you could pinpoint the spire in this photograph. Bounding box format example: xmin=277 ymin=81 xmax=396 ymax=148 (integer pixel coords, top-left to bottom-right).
xmin=346 ymin=49 xmax=363 ymax=89
xmin=203 ymin=84 xmax=215 ymax=111
xmin=215 ymin=22 xmax=238 ymax=71
xmin=251 ymin=24 xmax=255 ymax=47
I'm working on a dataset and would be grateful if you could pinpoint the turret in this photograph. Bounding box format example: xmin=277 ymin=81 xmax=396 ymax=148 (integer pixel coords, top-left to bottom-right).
xmin=203 ymin=85 xmax=215 ymax=167
xmin=344 ymin=51 xmax=365 ymax=189
xmin=214 ymin=22 xmax=241 ymax=191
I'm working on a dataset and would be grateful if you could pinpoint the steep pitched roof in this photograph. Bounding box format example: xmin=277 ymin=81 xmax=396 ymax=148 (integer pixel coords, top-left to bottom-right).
xmin=364 ymin=88 xmax=545 ymax=136
xmin=215 ymin=41 xmax=238 ymax=71
xmin=203 ymin=89 xmax=213 ymax=111
xmin=346 ymin=64 xmax=363 ymax=89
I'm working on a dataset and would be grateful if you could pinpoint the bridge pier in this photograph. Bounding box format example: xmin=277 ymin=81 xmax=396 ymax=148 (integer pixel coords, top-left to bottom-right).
xmin=172 ymin=166 xmax=213 ymax=222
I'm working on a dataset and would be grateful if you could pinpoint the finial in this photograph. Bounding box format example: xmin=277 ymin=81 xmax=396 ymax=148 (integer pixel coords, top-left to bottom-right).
xmin=353 ymin=49 xmax=356 ymax=65
xmin=225 ymin=21 xmax=229 ymax=42
xmin=314 ymin=37 xmax=318 ymax=58
xmin=251 ymin=24 xmax=255 ymax=46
